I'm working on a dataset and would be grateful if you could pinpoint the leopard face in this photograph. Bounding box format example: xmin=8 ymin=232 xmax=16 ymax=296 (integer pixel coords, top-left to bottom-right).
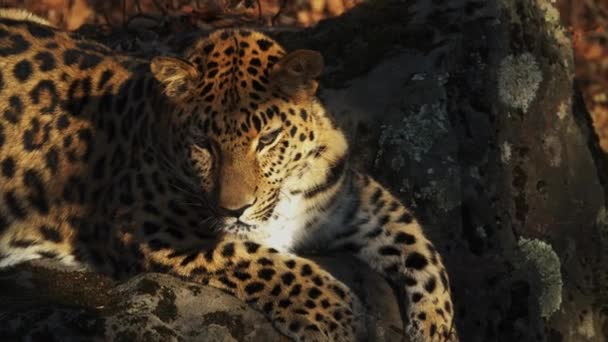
xmin=151 ymin=30 xmax=347 ymax=234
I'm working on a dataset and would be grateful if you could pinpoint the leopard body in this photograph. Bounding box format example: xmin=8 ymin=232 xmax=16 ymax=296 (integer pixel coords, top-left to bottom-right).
xmin=0 ymin=11 xmax=457 ymax=341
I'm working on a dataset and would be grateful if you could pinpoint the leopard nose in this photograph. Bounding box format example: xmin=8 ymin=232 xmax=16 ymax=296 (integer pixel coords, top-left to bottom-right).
xmin=218 ymin=202 xmax=254 ymax=218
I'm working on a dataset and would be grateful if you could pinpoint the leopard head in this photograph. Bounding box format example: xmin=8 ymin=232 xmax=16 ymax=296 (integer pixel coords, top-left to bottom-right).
xmin=151 ymin=29 xmax=347 ymax=233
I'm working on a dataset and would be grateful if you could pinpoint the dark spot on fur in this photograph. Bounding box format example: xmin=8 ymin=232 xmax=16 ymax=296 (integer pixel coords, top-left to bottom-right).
xmin=219 ymin=276 xmax=237 ymax=289
xmin=29 ymin=80 xmax=59 ymax=114
xmin=398 ymin=212 xmax=413 ymax=224
xmin=180 ymin=252 xmax=199 ymax=266
xmin=278 ymin=299 xmax=292 ymax=308
xmin=244 ymin=281 xmax=265 ymax=294
xmin=0 ymin=34 xmax=30 ymax=56
xmin=34 ymin=51 xmax=56 ymax=71
xmin=24 ymin=169 xmax=49 ymax=214
xmin=365 ymin=227 xmax=382 ymax=239
xmin=256 ymin=39 xmax=273 ymax=51
xmin=257 ymin=257 xmax=273 ymax=266
xmin=395 ymin=231 xmax=416 ymax=245
xmin=404 ymin=276 xmax=417 ymax=287
xmin=379 ymin=246 xmax=401 ymax=256
xmin=258 ymin=268 xmax=275 ymax=280
xmin=281 ymin=272 xmax=295 ymax=286
xmin=13 ymin=59 xmax=32 ymax=81
xmin=221 ymin=242 xmax=235 ymax=257
xmin=63 ymin=49 xmax=82 ymax=66
xmin=97 ymin=69 xmax=113 ymax=90
xmin=27 ymin=23 xmax=55 ymax=38
xmin=301 ymin=264 xmax=313 ymax=276
xmin=39 ymin=225 xmax=62 ymax=243
xmin=5 ymin=190 xmax=26 ymax=218
xmin=289 ymin=322 xmax=301 ymax=332
xmin=1 ymin=157 xmax=15 ymax=178
xmin=405 ymin=252 xmax=429 ymax=270
xmin=45 ymin=147 xmax=59 ymax=173
xmin=244 ymin=241 xmax=260 ymax=253
xmin=308 ymin=287 xmax=322 ymax=299
xmin=79 ymin=53 xmax=102 ymax=70
xmin=424 ymin=276 xmax=437 ymax=293
xmin=4 ymin=95 xmax=23 ymax=124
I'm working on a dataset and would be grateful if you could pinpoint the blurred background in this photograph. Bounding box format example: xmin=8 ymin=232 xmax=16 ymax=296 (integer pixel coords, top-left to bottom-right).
xmin=0 ymin=0 xmax=363 ymax=29
xmin=1 ymin=0 xmax=607 ymax=151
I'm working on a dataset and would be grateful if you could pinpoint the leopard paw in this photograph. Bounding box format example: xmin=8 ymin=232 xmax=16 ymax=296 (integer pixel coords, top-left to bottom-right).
xmin=405 ymin=304 xmax=458 ymax=342
xmin=273 ymin=292 xmax=365 ymax=342
xmin=259 ymin=264 xmax=366 ymax=342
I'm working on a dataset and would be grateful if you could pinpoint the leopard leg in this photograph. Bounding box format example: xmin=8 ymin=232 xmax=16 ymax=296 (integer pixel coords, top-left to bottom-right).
xmin=140 ymin=238 xmax=366 ymax=342
xmin=329 ymin=174 xmax=458 ymax=342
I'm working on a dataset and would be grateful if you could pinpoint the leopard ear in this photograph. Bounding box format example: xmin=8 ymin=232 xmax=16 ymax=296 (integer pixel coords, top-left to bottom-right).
xmin=270 ymin=50 xmax=324 ymax=102
xmin=151 ymin=56 xmax=198 ymax=99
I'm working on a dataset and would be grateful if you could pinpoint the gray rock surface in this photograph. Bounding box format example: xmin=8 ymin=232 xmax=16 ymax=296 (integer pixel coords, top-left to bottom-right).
xmin=0 ymin=257 xmax=402 ymax=342
xmin=1 ymin=0 xmax=607 ymax=341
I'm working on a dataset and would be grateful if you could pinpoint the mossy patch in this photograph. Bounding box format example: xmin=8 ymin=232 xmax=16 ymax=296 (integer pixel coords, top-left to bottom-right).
xmin=498 ymin=53 xmax=542 ymax=112
xmin=515 ymin=237 xmax=562 ymax=318
xmin=376 ymin=103 xmax=449 ymax=163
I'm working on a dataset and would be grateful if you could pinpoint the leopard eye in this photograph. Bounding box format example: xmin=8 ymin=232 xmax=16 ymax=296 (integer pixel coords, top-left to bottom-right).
xmin=194 ymin=136 xmax=217 ymax=157
xmin=196 ymin=137 xmax=211 ymax=150
xmin=257 ymin=129 xmax=282 ymax=151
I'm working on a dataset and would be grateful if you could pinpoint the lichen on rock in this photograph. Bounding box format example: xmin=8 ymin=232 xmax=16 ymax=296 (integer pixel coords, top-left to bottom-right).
xmin=515 ymin=237 xmax=563 ymax=319
xmin=498 ymin=53 xmax=543 ymax=112
xmin=501 ymin=141 xmax=512 ymax=163
xmin=376 ymin=102 xmax=449 ymax=163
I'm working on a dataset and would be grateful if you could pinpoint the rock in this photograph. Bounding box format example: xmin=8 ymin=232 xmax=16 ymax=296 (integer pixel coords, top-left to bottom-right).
xmin=0 ymin=257 xmax=402 ymax=341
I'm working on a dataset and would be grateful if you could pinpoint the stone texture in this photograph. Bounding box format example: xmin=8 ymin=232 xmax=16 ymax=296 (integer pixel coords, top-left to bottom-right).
xmin=0 ymin=258 xmax=402 ymax=341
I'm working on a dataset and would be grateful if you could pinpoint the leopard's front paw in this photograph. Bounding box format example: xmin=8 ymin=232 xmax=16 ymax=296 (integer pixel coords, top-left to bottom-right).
xmin=264 ymin=267 xmax=366 ymax=342
xmin=281 ymin=304 xmax=363 ymax=342
xmin=405 ymin=298 xmax=458 ymax=342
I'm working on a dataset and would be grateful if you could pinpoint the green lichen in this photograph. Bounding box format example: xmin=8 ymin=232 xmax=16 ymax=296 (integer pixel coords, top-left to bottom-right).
xmin=498 ymin=53 xmax=543 ymax=112
xmin=535 ymin=0 xmax=561 ymax=25
xmin=376 ymin=102 xmax=449 ymax=163
xmin=516 ymin=237 xmax=562 ymax=318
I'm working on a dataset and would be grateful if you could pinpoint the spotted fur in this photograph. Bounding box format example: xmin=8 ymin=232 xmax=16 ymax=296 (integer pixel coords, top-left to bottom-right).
xmin=0 ymin=11 xmax=457 ymax=342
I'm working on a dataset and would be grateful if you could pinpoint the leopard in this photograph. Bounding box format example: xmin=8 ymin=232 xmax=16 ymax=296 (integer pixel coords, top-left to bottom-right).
xmin=0 ymin=10 xmax=458 ymax=342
